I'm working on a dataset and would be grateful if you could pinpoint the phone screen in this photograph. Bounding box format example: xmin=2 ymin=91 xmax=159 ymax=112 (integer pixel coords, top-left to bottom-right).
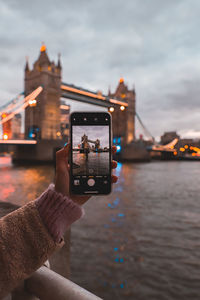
xmin=70 ymin=112 xmax=112 ymax=195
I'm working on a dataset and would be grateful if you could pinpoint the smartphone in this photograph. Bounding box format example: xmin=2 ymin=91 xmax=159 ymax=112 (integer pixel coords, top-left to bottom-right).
xmin=70 ymin=112 xmax=112 ymax=195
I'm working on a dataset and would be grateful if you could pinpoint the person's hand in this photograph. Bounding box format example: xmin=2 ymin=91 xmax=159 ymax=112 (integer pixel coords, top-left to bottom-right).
xmin=55 ymin=144 xmax=118 ymax=205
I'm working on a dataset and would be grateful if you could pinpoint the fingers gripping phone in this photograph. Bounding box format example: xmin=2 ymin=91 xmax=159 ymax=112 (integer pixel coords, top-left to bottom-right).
xmin=70 ymin=112 xmax=112 ymax=195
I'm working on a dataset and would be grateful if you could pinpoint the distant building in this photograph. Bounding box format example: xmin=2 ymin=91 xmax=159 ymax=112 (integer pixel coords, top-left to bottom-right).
xmin=11 ymin=114 xmax=21 ymax=139
xmin=160 ymin=131 xmax=180 ymax=145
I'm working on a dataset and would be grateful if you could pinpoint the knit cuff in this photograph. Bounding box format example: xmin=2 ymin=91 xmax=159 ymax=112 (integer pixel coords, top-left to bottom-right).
xmin=35 ymin=184 xmax=83 ymax=243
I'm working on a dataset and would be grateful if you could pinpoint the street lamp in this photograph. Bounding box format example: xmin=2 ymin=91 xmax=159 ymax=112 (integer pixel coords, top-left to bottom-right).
xmin=109 ymin=107 xmax=114 ymax=112
xmin=120 ymin=105 xmax=125 ymax=111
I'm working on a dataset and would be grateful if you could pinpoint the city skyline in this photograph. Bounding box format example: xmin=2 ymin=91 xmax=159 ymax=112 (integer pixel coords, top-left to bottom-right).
xmin=0 ymin=0 xmax=200 ymax=139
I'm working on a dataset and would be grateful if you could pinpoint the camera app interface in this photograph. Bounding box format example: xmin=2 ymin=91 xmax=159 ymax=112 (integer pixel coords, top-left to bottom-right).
xmin=72 ymin=125 xmax=110 ymax=177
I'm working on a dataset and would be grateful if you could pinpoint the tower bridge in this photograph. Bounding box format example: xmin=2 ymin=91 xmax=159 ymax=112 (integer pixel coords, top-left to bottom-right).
xmin=0 ymin=44 xmax=137 ymax=162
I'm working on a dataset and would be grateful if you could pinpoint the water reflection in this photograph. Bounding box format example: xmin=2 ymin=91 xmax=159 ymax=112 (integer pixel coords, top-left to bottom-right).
xmin=0 ymin=156 xmax=12 ymax=167
xmin=0 ymin=157 xmax=54 ymax=205
xmin=1 ymin=158 xmax=200 ymax=299
xmin=71 ymin=161 xmax=200 ymax=299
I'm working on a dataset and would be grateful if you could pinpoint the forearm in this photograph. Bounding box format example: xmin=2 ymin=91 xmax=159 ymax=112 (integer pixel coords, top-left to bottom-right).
xmin=0 ymin=185 xmax=83 ymax=298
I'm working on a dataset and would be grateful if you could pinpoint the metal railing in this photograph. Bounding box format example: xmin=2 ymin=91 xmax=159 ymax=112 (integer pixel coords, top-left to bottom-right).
xmin=10 ymin=266 xmax=102 ymax=300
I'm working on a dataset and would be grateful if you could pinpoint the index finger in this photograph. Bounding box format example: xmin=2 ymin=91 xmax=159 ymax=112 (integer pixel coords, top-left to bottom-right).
xmin=112 ymin=145 xmax=117 ymax=154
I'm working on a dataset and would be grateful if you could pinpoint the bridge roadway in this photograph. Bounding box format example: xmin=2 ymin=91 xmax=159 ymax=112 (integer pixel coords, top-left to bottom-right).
xmin=61 ymin=83 xmax=128 ymax=108
xmin=0 ymin=140 xmax=37 ymax=145
xmin=0 ymin=139 xmax=64 ymax=163
xmin=0 ymin=83 xmax=129 ymax=163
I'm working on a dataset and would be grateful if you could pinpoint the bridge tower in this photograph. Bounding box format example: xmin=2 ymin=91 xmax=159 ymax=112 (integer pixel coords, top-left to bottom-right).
xmin=24 ymin=44 xmax=62 ymax=140
xmin=109 ymin=78 xmax=135 ymax=144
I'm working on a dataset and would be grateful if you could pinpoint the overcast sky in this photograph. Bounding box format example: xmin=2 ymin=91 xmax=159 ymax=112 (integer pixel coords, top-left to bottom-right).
xmin=0 ymin=0 xmax=200 ymax=140
xmin=73 ymin=126 xmax=109 ymax=148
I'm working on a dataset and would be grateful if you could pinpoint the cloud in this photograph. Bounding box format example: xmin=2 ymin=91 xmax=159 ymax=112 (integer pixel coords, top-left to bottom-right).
xmin=178 ymin=129 xmax=200 ymax=139
xmin=0 ymin=0 xmax=200 ymax=139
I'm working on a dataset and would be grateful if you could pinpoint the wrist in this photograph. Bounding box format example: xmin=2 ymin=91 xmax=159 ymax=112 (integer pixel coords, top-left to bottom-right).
xmin=36 ymin=184 xmax=83 ymax=243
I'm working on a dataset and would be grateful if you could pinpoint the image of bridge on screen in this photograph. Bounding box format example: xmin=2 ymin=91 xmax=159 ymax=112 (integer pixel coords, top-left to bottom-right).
xmin=72 ymin=125 xmax=110 ymax=176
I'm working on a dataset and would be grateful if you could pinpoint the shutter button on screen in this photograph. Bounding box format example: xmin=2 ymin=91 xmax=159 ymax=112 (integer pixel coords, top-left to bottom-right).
xmin=87 ymin=178 xmax=95 ymax=186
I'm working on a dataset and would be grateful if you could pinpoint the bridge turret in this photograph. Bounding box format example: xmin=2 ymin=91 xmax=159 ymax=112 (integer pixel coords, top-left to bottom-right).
xmin=57 ymin=53 xmax=62 ymax=70
xmin=109 ymin=78 xmax=135 ymax=144
xmin=24 ymin=44 xmax=62 ymax=140
xmin=25 ymin=57 xmax=30 ymax=73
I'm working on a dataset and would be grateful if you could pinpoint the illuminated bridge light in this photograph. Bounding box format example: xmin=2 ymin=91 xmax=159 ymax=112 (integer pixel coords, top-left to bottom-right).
xmin=0 ymin=140 xmax=37 ymax=144
xmin=115 ymin=258 xmax=119 ymax=262
xmin=40 ymin=43 xmax=46 ymax=52
xmin=118 ymin=213 xmax=125 ymax=217
xmin=29 ymin=99 xmax=37 ymax=106
xmin=61 ymin=85 xmax=106 ymax=100
xmin=120 ymin=105 xmax=125 ymax=111
xmin=61 ymin=84 xmax=128 ymax=107
xmin=3 ymin=134 xmax=8 ymax=140
xmin=179 ymin=147 xmax=185 ymax=152
xmin=116 ymin=145 xmax=121 ymax=152
xmin=110 ymin=98 xmax=128 ymax=107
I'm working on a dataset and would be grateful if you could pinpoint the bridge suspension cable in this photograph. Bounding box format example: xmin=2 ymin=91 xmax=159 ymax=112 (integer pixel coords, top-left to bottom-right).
xmin=0 ymin=86 xmax=43 ymax=125
xmin=135 ymin=112 xmax=155 ymax=142
xmin=0 ymin=92 xmax=24 ymax=114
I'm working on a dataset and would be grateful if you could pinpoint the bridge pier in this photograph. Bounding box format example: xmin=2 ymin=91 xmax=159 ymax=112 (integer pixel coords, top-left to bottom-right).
xmin=12 ymin=140 xmax=64 ymax=164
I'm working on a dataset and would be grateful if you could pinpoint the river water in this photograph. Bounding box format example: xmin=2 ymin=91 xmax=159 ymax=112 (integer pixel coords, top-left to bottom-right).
xmin=0 ymin=157 xmax=200 ymax=299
